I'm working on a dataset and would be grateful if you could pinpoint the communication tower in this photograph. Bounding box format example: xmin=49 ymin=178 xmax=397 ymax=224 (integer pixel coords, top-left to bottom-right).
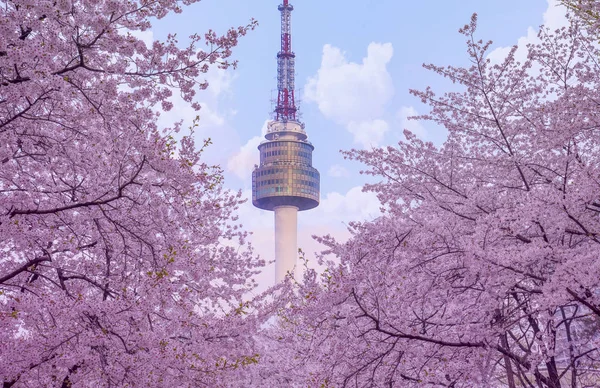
xmin=252 ymin=0 xmax=320 ymax=283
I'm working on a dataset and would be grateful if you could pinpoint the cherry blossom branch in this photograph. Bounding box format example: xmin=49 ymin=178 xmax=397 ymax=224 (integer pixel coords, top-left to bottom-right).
xmin=8 ymin=156 xmax=146 ymax=218
xmin=0 ymin=254 xmax=51 ymax=284
xmin=566 ymin=288 xmax=600 ymax=317
xmin=352 ymin=289 xmax=485 ymax=348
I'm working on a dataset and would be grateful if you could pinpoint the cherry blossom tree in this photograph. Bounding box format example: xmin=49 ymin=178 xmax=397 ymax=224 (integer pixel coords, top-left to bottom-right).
xmin=0 ymin=1 xmax=265 ymax=386
xmin=562 ymin=0 xmax=600 ymax=28
xmin=262 ymin=12 xmax=600 ymax=388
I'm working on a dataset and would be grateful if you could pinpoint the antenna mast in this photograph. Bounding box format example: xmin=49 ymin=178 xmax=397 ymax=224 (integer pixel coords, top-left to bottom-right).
xmin=275 ymin=0 xmax=297 ymax=122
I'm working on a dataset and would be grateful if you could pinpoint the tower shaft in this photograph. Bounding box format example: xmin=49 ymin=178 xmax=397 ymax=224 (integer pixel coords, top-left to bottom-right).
xmin=274 ymin=205 xmax=298 ymax=282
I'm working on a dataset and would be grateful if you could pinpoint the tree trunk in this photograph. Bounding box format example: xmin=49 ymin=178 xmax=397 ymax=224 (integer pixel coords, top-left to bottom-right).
xmin=500 ymin=333 xmax=517 ymax=388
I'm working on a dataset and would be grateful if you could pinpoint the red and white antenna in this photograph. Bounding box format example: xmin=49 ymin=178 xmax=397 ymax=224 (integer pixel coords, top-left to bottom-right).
xmin=275 ymin=0 xmax=297 ymax=122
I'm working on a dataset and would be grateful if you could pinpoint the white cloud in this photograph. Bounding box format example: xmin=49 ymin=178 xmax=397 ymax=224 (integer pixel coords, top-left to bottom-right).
xmin=305 ymin=42 xmax=393 ymax=122
xmin=297 ymin=187 xmax=381 ymax=280
xmin=543 ymin=0 xmax=569 ymax=31
xmin=237 ymin=185 xmax=382 ymax=290
xmin=197 ymin=102 xmax=225 ymax=127
xmin=328 ymin=164 xmax=350 ymax=178
xmin=397 ymin=106 xmax=427 ymax=139
xmin=227 ymin=136 xmax=262 ymax=180
xmin=204 ymin=67 xmax=237 ymax=98
xmin=305 ymin=186 xmax=381 ymax=228
xmin=226 ymin=120 xmax=269 ymax=181
xmin=487 ymin=0 xmax=568 ymax=65
xmin=347 ymin=119 xmax=389 ymax=148
xmin=487 ymin=27 xmax=537 ymax=65
xmin=236 ymin=189 xmax=274 ymax=230
xmin=305 ymin=42 xmax=394 ymax=148
xmin=234 ymin=182 xmax=380 ymax=236
xmin=128 ymin=29 xmax=154 ymax=48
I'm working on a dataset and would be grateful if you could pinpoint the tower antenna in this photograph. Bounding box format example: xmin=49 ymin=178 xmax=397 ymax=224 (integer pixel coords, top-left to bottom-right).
xmin=275 ymin=0 xmax=297 ymax=122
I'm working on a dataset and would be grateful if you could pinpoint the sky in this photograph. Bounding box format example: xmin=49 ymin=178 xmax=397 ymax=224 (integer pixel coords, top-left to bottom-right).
xmin=149 ymin=0 xmax=569 ymax=289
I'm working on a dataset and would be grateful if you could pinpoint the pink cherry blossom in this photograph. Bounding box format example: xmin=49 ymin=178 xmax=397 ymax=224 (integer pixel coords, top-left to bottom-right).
xmin=260 ymin=12 xmax=600 ymax=388
xmin=1 ymin=1 xmax=266 ymax=386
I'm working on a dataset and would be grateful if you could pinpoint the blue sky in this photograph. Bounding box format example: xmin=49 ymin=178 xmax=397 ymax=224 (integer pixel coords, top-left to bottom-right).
xmin=149 ymin=0 xmax=567 ymax=287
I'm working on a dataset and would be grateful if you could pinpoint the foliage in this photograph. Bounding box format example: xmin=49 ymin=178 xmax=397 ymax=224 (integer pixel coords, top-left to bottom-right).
xmin=0 ymin=1 xmax=263 ymax=386
xmin=264 ymin=12 xmax=600 ymax=388
xmin=561 ymin=0 xmax=600 ymax=27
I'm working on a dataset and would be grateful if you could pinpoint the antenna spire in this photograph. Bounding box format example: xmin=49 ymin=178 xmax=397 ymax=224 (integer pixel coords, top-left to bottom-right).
xmin=275 ymin=0 xmax=297 ymax=122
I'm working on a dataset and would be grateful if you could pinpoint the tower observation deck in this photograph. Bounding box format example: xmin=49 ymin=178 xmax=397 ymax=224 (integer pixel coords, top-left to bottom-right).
xmin=252 ymin=0 xmax=320 ymax=282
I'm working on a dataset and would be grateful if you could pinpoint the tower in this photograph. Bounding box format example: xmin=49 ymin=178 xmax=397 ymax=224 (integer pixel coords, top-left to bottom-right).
xmin=252 ymin=0 xmax=320 ymax=283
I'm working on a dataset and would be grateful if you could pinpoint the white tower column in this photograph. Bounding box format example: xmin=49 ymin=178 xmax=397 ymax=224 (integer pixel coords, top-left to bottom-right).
xmin=274 ymin=205 xmax=298 ymax=282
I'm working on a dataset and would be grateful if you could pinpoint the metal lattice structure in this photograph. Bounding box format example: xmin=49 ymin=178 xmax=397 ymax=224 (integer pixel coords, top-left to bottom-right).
xmin=275 ymin=0 xmax=296 ymax=122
